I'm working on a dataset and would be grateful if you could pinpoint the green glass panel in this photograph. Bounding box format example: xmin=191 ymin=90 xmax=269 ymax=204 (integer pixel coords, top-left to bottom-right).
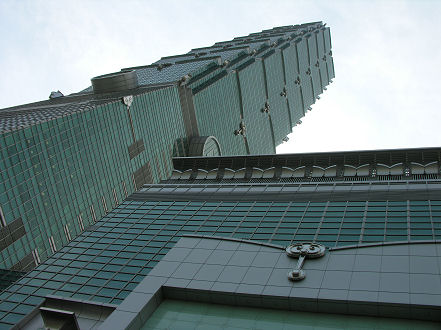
xmin=141 ymin=300 xmax=440 ymax=330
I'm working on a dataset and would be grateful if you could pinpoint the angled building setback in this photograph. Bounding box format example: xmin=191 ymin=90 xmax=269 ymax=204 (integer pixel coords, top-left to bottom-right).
xmin=0 ymin=22 xmax=332 ymax=272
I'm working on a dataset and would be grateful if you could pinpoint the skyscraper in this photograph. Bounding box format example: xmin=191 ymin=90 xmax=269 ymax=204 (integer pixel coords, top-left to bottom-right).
xmin=1 ymin=147 xmax=440 ymax=328
xmin=3 ymin=19 xmax=440 ymax=330
xmin=0 ymin=22 xmax=334 ymax=272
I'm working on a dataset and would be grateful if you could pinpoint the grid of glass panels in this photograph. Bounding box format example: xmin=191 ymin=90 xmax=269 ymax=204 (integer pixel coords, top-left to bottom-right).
xmin=0 ymin=198 xmax=439 ymax=327
xmin=142 ymin=299 xmax=440 ymax=330
xmin=0 ymin=86 xmax=186 ymax=270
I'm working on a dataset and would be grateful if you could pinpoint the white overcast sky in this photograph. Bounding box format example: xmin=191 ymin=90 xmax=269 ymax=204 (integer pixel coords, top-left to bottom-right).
xmin=1 ymin=0 xmax=440 ymax=154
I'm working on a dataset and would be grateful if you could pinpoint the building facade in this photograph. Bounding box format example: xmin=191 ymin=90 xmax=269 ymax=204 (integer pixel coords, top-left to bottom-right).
xmin=0 ymin=22 xmax=334 ymax=272
xmin=0 ymin=148 xmax=440 ymax=328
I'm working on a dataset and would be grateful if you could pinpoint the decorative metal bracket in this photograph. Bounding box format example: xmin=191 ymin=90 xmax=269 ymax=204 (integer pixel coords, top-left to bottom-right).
xmin=122 ymin=96 xmax=136 ymax=143
xmin=123 ymin=95 xmax=133 ymax=108
xmin=286 ymin=242 xmax=326 ymax=281
xmin=234 ymin=121 xmax=246 ymax=136
xmin=179 ymin=74 xmax=192 ymax=86
xmin=280 ymin=87 xmax=287 ymax=97
xmin=261 ymin=102 xmax=270 ymax=114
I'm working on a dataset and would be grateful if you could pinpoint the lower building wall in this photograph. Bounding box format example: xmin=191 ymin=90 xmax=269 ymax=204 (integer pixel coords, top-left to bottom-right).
xmin=97 ymin=236 xmax=441 ymax=329
xmin=1 ymin=185 xmax=440 ymax=327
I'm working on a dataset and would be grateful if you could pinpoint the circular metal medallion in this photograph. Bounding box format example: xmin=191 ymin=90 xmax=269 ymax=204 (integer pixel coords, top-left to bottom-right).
xmin=285 ymin=242 xmax=326 ymax=258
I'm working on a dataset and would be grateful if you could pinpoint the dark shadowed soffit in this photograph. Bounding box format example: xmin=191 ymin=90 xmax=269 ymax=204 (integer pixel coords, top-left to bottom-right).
xmin=172 ymin=147 xmax=441 ymax=171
